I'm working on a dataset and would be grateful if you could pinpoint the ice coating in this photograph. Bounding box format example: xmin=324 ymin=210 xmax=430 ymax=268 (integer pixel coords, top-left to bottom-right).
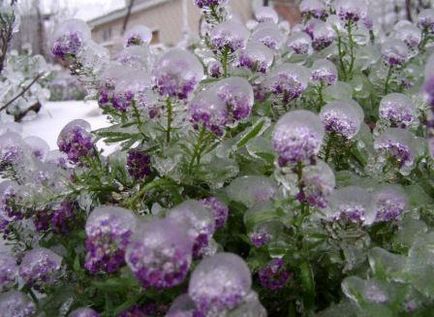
xmin=0 ymin=252 xmax=17 ymax=292
xmin=84 ymin=206 xmax=137 ymax=274
xmin=258 ymin=258 xmax=290 ymax=290
xmin=23 ymin=136 xmax=49 ymax=161
xmin=381 ymin=39 xmax=410 ymax=67
xmin=124 ymin=25 xmax=152 ymax=47
xmin=0 ymin=291 xmax=36 ymax=317
xmin=57 ymin=119 xmax=94 ymax=163
xmin=311 ymin=21 xmax=336 ymax=50
xmin=166 ymin=294 xmax=199 ymax=317
xmin=379 ymin=93 xmax=417 ymax=128
xmin=226 ymin=176 xmax=277 ymax=207
xmin=167 ymin=200 xmax=215 ymax=257
xmin=300 ymin=0 xmax=327 ymax=19
xmin=19 ymin=247 xmax=63 ymax=290
xmin=374 ymin=185 xmax=408 ymax=222
xmin=116 ymin=46 xmax=150 ymax=70
xmin=152 ymin=48 xmax=203 ymax=100
xmin=210 ymin=20 xmax=250 ymax=52
xmin=237 ymin=42 xmax=274 ymax=73
xmin=320 ymin=100 xmax=364 ymax=139
xmin=0 ymin=132 xmax=26 ymax=171
xmin=334 ymin=0 xmax=368 ymax=22
xmin=68 ymin=307 xmax=100 ymax=317
xmin=273 ymin=110 xmax=325 ymax=166
xmin=254 ymin=6 xmax=279 ymax=24
xmin=418 ymin=9 xmax=434 ymax=33
xmin=287 ymin=32 xmax=313 ymax=55
xmin=326 ymin=186 xmax=376 ymax=225
xmin=311 ymin=59 xmax=338 ymax=86
xmin=112 ymin=70 xmax=151 ymax=112
xmin=394 ymin=24 xmax=422 ymax=49
xmin=51 ymin=19 xmax=91 ymax=60
xmin=251 ymin=22 xmax=286 ymax=50
xmin=194 ymin=0 xmax=228 ymax=9
xmin=125 ymin=218 xmax=193 ymax=289
xmin=201 ymin=196 xmax=229 ymax=230
xmin=227 ymin=291 xmax=267 ymax=317
xmin=189 ymin=253 xmax=252 ymax=314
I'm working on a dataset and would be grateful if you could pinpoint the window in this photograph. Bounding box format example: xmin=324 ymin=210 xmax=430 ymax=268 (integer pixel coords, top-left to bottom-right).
xmin=102 ymin=27 xmax=112 ymax=42
xmin=151 ymin=30 xmax=160 ymax=44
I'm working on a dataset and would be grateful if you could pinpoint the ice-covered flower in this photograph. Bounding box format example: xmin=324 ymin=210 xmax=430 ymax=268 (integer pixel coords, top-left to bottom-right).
xmin=266 ymin=63 xmax=310 ymax=102
xmin=117 ymin=46 xmax=150 ymax=70
xmin=68 ymin=307 xmax=100 ymax=317
xmin=254 ymin=6 xmax=279 ymax=24
xmin=207 ymin=60 xmax=222 ymax=78
xmin=394 ymin=24 xmax=422 ymax=49
xmin=424 ymin=75 xmax=434 ymax=106
xmin=226 ymin=176 xmax=277 ymax=208
xmin=237 ymin=42 xmax=274 ymax=73
xmin=0 ymin=291 xmax=36 ymax=317
xmin=51 ymin=19 xmax=91 ymax=60
xmin=287 ymin=32 xmax=313 ymax=55
xmin=374 ymin=185 xmax=408 ymax=222
xmin=152 ymin=48 xmax=203 ymax=100
xmin=210 ymin=20 xmax=249 ymax=52
xmin=0 ymin=132 xmax=25 ymax=171
xmin=124 ymin=25 xmax=152 ymax=47
xmin=19 ymin=247 xmax=63 ymax=290
xmin=112 ymin=71 xmax=151 ymax=112
xmin=381 ymin=40 xmax=410 ymax=67
xmin=0 ymin=181 xmax=23 ymax=233
xmin=189 ymin=253 xmax=252 ymax=314
xmin=417 ymin=9 xmax=434 ymax=33
xmin=273 ymin=110 xmax=325 ymax=166
xmin=320 ymin=100 xmax=364 ymax=139
xmin=311 ymin=21 xmax=336 ymax=50
xmin=57 ymin=119 xmax=94 ymax=164
xmin=325 ymin=186 xmax=376 ymax=225
xmin=298 ymin=160 xmax=335 ymax=208
xmin=379 ymin=93 xmax=417 ymax=128
xmin=251 ymin=22 xmax=286 ymax=50
xmin=125 ymin=218 xmax=193 ymax=289
xmin=127 ymin=148 xmax=151 ymax=180
xmin=168 ymin=200 xmax=215 ymax=258
xmin=84 ymin=206 xmax=137 ymax=274
xmin=258 ymin=258 xmax=290 ymax=290
xmin=48 ymin=201 xmax=76 ymax=234
xmin=334 ymin=0 xmax=368 ymax=23
xmin=194 ymin=0 xmax=227 ymax=9
xmin=300 ymin=0 xmax=328 ymax=19
xmin=0 ymin=252 xmax=18 ymax=292
xmin=166 ymin=294 xmax=200 ymax=317
xmin=23 ymin=136 xmax=49 ymax=161
xmin=201 ymin=197 xmax=229 ymax=230
xmin=311 ymin=59 xmax=338 ymax=86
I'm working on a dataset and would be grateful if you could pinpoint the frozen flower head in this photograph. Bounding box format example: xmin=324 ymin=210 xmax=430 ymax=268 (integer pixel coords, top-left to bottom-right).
xmin=127 ymin=148 xmax=151 ymax=180
xmin=152 ymin=48 xmax=203 ymax=100
xmin=0 ymin=132 xmax=26 ymax=171
xmin=379 ymin=93 xmax=417 ymax=128
xmin=251 ymin=22 xmax=286 ymax=50
xmin=0 ymin=291 xmax=36 ymax=317
xmin=298 ymin=160 xmax=335 ymax=208
xmin=311 ymin=59 xmax=338 ymax=86
xmin=0 ymin=252 xmax=17 ymax=292
xmin=0 ymin=181 xmax=23 ymax=233
xmin=266 ymin=63 xmax=310 ymax=102
xmin=394 ymin=24 xmax=422 ymax=49
xmin=374 ymin=185 xmax=408 ymax=222
xmin=381 ymin=40 xmax=410 ymax=67
xmin=334 ymin=0 xmax=368 ymax=23
xmin=57 ymin=119 xmax=94 ymax=164
xmin=19 ymin=247 xmax=63 ymax=290
xmin=312 ymin=21 xmax=336 ymax=50
xmin=273 ymin=110 xmax=325 ymax=166
xmin=68 ymin=307 xmax=100 ymax=317
xmin=112 ymin=71 xmax=151 ymax=112
xmin=207 ymin=60 xmax=222 ymax=78
xmin=125 ymin=218 xmax=193 ymax=289
xmin=97 ymin=64 xmax=124 ymax=108
xmin=287 ymin=32 xmax=313 ymax=55
xmin=194 ymin=0 xmax=227 ymax=9
xmin=166 ymin=294 xmax=200 ymax=317
xmin=254 ymin=6 xmax=279 ymax=24
xmin=51 ymin=19 xmax=91 ymax=60
xmin=189 ymin=253 xmax=252 ymax=314
xmin=258 ymin=258 xmax=290 ymax=290
xmin=117 ymin=46 xmax=150 ymax=70
xmin=300 ymin=0 xmax=328 ymax=19
xmin=168 ymin=200 xmax=215 ymax=258
xmin=201 ymin=197 xmax=229 ymax=230
xmin=84 ymin=206 xmax=137 ymax=274
xmin=320 ymin=100 xmax=364 ymax=140
xmin=23 ymin=136 xmax=49 ymax=161
xmin=237 ymin=42 xmax=274 ymax=73
xmin=124 ymin=25 xmax=152 ymax=47
xmin=210 ymin=20 xmax=250 ymax=52
xmin=374 ymin=128 xmax=420 ymax=172
xmin=249 ymin=221 xmax=280 ymax=248
xmin=226 ymin=176 xmax=277 ymax=208
xmin=326 ymin=186 xmax=376 ymax=225
xmin=418 ymin=9 xmax=434 ymax=33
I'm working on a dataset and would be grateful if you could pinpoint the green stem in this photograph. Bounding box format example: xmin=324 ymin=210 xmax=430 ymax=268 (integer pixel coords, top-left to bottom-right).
xmin=188 ymin=125 xmax=208 ymax=172
xmin=324 ymin=136 xmax=333 ymax=163
xmin=337 ymin=32 xmax=347 ymax=81
xmin=317 ymin=83 xmax=324 ymax=112
xmin=384 ymin=66 xmax=394 ymax=95
xmin=222 ymin=46 xmax=230 ymax=78
xmin=166 ymin=98 xmax=173 ymax=143
xmin=346 ymin=21 xmax=356 ymax=80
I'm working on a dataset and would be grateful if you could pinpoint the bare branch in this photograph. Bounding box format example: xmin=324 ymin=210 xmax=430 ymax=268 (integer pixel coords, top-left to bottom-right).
xmin=0 ymin=73 xmax=44 ymax=112
xmin=122 ymin=0 xmax=136 ymax=35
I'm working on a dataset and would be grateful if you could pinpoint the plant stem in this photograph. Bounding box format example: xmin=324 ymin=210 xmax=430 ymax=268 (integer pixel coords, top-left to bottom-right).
xmin=166 ymin=98 xmax=173 ymax=143
xmin=346 ymin=21 xmax=356 ymax=80
xmin=0 ymin=73 xmax=44 ymax=112
xmin=324 ymin=136 xmax=332 ymax=163
xmin=188 ymin=125 xmax=208 ymax=172
xmin=384 ymin=66 xmax=394 ymax=95
xmin=337 ymin=32 xmax=347 ymax=81
xmin=221 ymin=46 xmax=230 ymax=78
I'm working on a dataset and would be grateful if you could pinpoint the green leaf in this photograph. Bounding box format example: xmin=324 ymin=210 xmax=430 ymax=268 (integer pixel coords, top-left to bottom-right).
xmin=236 ymin=118 xmax=270 ymax=149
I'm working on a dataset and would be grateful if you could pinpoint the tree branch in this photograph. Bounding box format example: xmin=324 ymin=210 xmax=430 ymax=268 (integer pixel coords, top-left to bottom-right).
xmin=122 ymin=0 xmax=136 ymax=34
xmin=0 ymin=73 xmax=44 ymax=112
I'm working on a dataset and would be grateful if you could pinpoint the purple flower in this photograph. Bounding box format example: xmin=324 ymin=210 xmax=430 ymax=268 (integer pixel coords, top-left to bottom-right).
xmin=381 ymin=40 xmax=410 ymax=67
xmin=254 ymin=6 xmax=279 ymax=24
xmin=189 ymin=253 xmax=252 ymax=315
xmin=152 ymin=49 xmax=203 ymax=100
xmin=251 ymin=23 xmax=285 ymax=50
xmin=273 ymin=110 xmax=325 ymax=166
xmin=201 ymin=197 xmax=229 ymax=230
xmin=57 ymin=120 xmax=94 ymax=164
xmin=0 ymin=132 xmax=25 ymax=172
xmin=237 ymin=42 xmax=274 ymax=73
xmin=0 ymin=252 xmax=18 ymax=292
xmin=249 ymin=230 xmax=272 ymax=248
xmin=167 ymin=294 xmax=203 ymax=317
xmin=0 ymin=291 xmax=36 ymax=317
xmin=69 ymin=307 xmax=100 ymax=317
xmin=0 ymin=182 xmax=23 ymax=235
xmin=418 ymin=9 xmax=434 ymax=33
xmin=424 ymin=75 xmax=434 ymax=107
xmin=51 ymin=19 xmax=90 ymax=61
xmin=210 ymin=20 xmax=249 ymax=52
xmin=112 ymin=90 xmax=135 ymax=112
xmin=287 ymin=32 xmax=313 ymax=55
xmin=258 ymin=258 xmax=290 ymax=290
xmin=34 ymin=201 xmax=76 ymax=234
xmin=117 ymin=303 xmax=167 ymax=317
xmin=300 ymin=0 xmax=328 ymax=19
xmin=207 ymin=60 xmax=222 ymax=78
xmin=379 ymin=93 xmax=417 ymax=128
xmin=312 ymin=21 xmax=336 ymax=50
xmin=125 ymin=218 xmax=192 ymax=289
xmin=194 ymin=0 xmax=227 ymax=9
xmin=266 ymin=64 xmax=310 ymax=102
xmin=85 ymin=207 xmax=137 ymax=274
xmin=374 ymin=185 xmax=407 ymax=222
xmin=395 ymin=24 xmax=422 ymax=49
xmin=311 ymin=59 xmax=338 ymax=86
xmin=127 ymin=148 xmax=151 ymax=180
xmin=335 ymin=0 xmax=368 ymax=23
xmin=19 ymin=247 xmax=63 ymax=291
xmin=124 ymin=25 xmax=152 ymax=47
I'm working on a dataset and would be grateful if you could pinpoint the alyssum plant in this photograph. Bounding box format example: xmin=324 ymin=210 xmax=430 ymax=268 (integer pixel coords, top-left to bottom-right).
xmin=0 ymin=0 xmax=433 ymax=316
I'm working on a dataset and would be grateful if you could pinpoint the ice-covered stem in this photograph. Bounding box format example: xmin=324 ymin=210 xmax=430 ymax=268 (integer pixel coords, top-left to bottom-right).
xmin=384 ymin=65 xmax=394 ymax=95
xmin=188 ymin=125 xmax=213 ymax=172
xmin=166 ymin=97 xmax=174 ymax=143
xmin=346 ymin=21 xmax=356 ymax=79
xmin=221 ymin=46 xmax=230 ymax=78
xmin=336 ymin=31 xmax=347 ymax=81
xmin=0 ymin=3 xmax=16 ymax=75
